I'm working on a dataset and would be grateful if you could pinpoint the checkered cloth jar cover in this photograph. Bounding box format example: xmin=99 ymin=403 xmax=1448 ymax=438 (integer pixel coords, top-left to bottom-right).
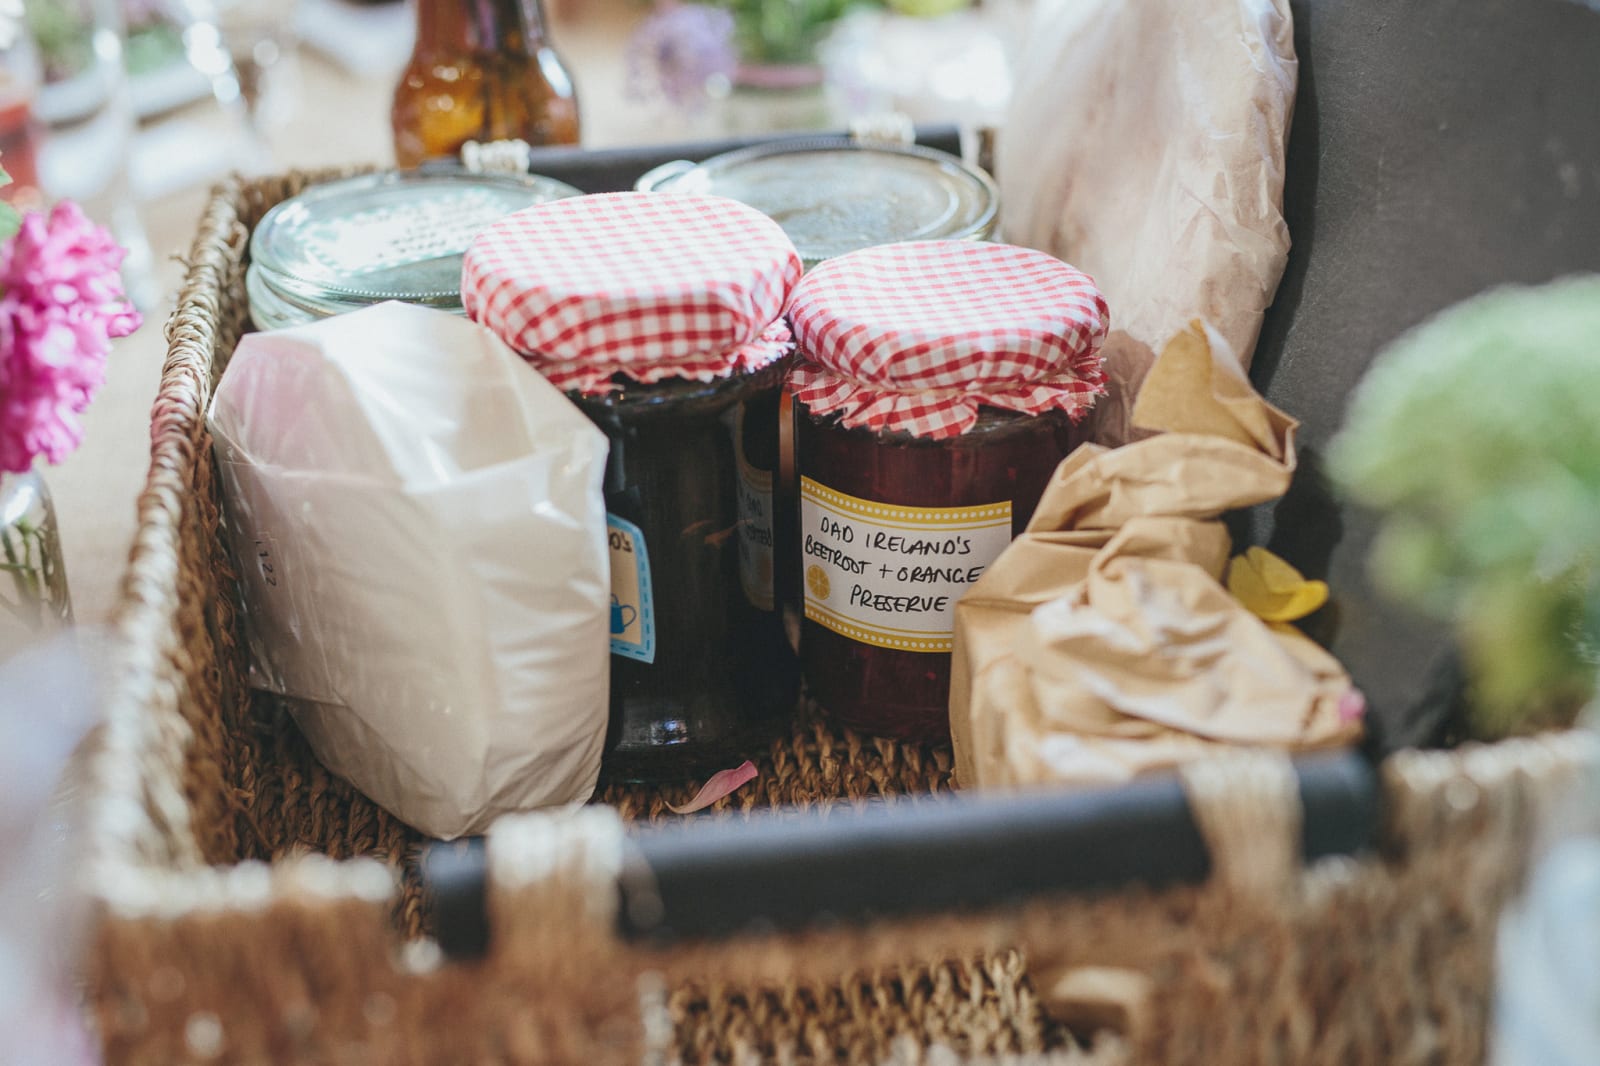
xmin=462 ymin=192 xmax=804 ymax=394
xmin=786 ymin=241 xmax=1110 ymax=439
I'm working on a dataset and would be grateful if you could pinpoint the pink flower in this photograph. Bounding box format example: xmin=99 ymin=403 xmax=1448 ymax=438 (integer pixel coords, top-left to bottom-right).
xmin=0 ymin=201 xmax=140 ymax=473
xmin=626 ymin=2 xmax=738 ymax=111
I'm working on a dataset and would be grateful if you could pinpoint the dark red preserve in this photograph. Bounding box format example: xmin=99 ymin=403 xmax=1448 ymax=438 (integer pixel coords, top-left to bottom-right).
xmin=785 ymin=240 xmax=1110 ymax=743
xmin=795 ymin=406 xmax=1078 ymax=740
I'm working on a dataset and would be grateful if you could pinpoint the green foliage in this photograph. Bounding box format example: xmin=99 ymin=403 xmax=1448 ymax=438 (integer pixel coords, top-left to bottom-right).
xmin=25 ymin=0 xmax=94 ymax=82
xmin=123 ymin=22 xmax=189 ymax=79
xmin=708 ymin=0 xmax=876 ymax=65
xmin=0 ymin=163 xmax=16 ymax=244
xmin=885 ymin=0 xmax=971 ymax=15
xmin=1330 ymin=276 xmax=1600 ymax=735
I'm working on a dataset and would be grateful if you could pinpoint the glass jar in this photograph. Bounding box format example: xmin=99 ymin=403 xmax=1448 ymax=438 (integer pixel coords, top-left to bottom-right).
xmin=0 ymin=471 xmax=73 ymax=657
xmin=246 ymin=169 xmax=578 ymax=330
xmin=0 ymin=12 xmax=42 ymax=206
xmin=640 ymin=138 xmax=1003 ymax=641
xmin=784 ymin=239 xmax=1110 ymax=744
xmin=462 ymin=191 xmax=807 ymax=783
xmin=795 ymin=405 xmax=1077 ymax=741
xmin=636 ymin=137 xmax=998 ymax=269
xmin=576 ymin=359 xmax=797 ymax=781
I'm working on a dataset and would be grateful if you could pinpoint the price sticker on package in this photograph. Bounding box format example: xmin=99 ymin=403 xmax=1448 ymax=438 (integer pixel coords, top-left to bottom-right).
xmin=799 ymin=478 xmax=1012 ymax=653
xmin=607 ymin=514 xmax=657 ymax=664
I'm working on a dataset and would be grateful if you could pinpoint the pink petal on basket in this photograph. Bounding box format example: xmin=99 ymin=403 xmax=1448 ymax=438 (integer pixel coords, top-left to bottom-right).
xmin=668 ymin=761 xmax=758 ymax=815
xmin=1338 ymin=688 xmax=1368 ymax=724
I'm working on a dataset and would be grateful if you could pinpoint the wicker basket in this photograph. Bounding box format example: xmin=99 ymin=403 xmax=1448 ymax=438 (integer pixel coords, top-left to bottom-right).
xmin=81 ymin=167 xmax=1597 ymax=1066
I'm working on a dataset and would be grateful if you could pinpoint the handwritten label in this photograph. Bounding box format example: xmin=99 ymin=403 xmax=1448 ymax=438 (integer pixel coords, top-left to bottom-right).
xmin=799 ymin=478 xmax=1012 ymax=653
xmin=607 ymin=515 xmax=656 ymax=664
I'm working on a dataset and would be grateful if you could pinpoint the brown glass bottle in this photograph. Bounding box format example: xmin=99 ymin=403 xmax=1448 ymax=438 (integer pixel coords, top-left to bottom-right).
xmin=392 ymin=0 xmax=580 ymax=168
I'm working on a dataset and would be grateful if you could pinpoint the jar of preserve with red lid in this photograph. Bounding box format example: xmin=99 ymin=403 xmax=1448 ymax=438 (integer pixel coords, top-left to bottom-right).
xmin=786 ymin=240 xmax=1110 ymax=743
xmin=464 ymin=192 xmax=804 ymax=781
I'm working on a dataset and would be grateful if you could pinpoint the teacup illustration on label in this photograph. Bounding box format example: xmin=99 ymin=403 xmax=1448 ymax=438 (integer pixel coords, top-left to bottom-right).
xmin=606 ymin=514 xmax=656 ymax=664
xmin=610 ymin=596 xmax=638 ymax=635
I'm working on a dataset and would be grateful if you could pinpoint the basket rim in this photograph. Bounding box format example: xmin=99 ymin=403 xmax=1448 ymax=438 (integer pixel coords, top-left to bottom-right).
xmin=82 ymin=168 xmax=408 ymax=922
xmin=75 ymin=166 xmax=1600 ymax=935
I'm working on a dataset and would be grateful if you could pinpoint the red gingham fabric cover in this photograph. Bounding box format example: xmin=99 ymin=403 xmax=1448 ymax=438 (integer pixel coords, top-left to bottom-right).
xmin=461 ymin=192 xmax=803 ymax=394
xmin=786 ymin=241 xmax=1110 ymax=439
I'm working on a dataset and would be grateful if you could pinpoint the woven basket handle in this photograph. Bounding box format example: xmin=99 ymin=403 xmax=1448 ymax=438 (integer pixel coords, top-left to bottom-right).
xmin=427 ymin=753 xmax=1378 ymax=966
xmin=1180 ymin=751 xmax=1306 ymax=903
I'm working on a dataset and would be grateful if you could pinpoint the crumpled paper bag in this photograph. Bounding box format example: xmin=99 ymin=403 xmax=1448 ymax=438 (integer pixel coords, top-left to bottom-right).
xmin=209 ymin=302 xmax=611 ymax=839
xmin=999 ymin=0 xmax=1296 ymax=446
xmin=949 ymin=321 xmax=1361 ymax=791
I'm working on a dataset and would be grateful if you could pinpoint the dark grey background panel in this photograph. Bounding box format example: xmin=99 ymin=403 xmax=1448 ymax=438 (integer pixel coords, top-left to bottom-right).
xmin=1253 ymin=0 xmax=1600 ymax=750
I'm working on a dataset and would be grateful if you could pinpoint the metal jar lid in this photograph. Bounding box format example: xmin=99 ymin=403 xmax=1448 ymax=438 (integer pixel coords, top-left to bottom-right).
xmin=250 ymin=169 xmax=581 ymax=308
xmin=635 ymin=138 xmax=999 ymax=268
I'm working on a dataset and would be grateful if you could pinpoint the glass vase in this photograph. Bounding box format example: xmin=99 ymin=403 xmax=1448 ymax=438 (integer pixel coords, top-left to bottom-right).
xmin=0 ymin=470 xmax=73 ymax=655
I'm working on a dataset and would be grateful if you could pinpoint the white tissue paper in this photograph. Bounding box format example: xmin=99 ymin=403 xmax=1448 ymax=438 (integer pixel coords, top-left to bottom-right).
xmin=209 ymin=302 xmax=611 ymax=839
xmin=1000 ymin=0 xmax=1297 ymax=446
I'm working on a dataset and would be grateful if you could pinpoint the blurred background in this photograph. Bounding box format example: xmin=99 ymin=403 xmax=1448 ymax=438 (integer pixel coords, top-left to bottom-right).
xmin=6 ymin=0 xmax=1031 ymax=627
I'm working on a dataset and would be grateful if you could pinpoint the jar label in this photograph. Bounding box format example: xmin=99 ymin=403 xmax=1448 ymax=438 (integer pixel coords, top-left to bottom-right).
xmin=607 ymin=514 xmax=656 ymax=664
xmin=735 ymin=453 xmax=777 ymax=614
xmin=727 ymin=400 xmax=778 ymax=612
xmin=799 ymin=478 xmax=1012 ymax=653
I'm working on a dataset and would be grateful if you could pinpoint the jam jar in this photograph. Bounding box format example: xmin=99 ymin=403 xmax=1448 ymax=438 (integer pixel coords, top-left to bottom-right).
xmin=636 ymin=137 xmax=999 ymax=268
xmin=464 ymin=192 xmax=805 ymax=781
xmin=247 ymin=169 xmax=578 ymax=331
xmin=572 ymin=361 xmax=796 ymax=780
xmin=786 ymin=240 xmax=1110 ymax=743
xmin=637 ymin=136 xmax=1006 ymax=652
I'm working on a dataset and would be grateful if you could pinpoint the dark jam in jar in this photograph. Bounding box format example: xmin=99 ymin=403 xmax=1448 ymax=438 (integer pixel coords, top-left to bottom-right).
xmin=795 ymin=402 xmax=1078 ymax=742
xmin=577 ymin=357 xmax=797 ymax=782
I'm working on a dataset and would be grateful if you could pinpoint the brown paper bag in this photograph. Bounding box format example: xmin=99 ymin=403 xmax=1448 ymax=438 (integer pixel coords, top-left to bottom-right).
xmin=949 ymin=322 xmax=1361 ymax=791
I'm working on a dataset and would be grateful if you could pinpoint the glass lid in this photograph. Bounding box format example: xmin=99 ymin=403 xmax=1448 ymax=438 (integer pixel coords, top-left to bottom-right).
xmin=246 ymin=263 xmax=318 ymax=331
xmin=252 ymin=258 xmax=464 ymax=317
xmin=248 ymin=262 xmax=471 ymax=332
xmin=642 ymin=139 xmax=999 ymax=265
xmin=251 ymin=169 xmax=581 ymax=303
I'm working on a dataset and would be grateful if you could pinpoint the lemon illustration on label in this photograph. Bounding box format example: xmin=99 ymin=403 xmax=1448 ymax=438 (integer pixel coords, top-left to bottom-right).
xmin=806 ymin=564 xmax=831 ymax=601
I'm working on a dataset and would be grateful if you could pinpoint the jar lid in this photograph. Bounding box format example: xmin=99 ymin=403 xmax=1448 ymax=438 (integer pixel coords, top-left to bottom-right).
xmin=245 ymin=263 xmax=317 ymax=330
xmin=462 ymin=192 xmax=803 ymax=394
xmin=638 ymin=138 xmax=998 ymax=267
xmin=787 ymin=241 xmax=1110 ymax=440
xmin=247 ymin=263 xmax=471 ymax=332
xmin=251 ymin=170 xmax=580 ymax=305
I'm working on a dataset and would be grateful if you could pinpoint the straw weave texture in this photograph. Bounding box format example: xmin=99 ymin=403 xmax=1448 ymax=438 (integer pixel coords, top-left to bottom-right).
xmin=81 ymin=171 xmax=1599 ymax=1066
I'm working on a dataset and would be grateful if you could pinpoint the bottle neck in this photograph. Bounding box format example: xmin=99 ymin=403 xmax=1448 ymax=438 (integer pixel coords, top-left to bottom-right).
xmin=416 ymin=0 xmax=549 ymax=55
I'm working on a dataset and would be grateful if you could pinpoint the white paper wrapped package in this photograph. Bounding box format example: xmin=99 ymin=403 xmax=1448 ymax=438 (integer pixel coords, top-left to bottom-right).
xmin=208 ymin=301 xmax=611 ymax=839
xmin=1001 ymin=0 xmax=1297 ymax=446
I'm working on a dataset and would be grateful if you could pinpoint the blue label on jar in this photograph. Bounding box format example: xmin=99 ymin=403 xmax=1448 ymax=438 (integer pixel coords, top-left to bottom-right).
xmin=607 ymin=514 xmax=656 ymax=664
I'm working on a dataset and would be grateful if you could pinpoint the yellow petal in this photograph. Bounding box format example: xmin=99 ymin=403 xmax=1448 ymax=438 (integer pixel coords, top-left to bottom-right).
xmin=1227 ymin=549 xmax=1330 ymax=623
xmin=1244 ymin=546 xmax=1308 ymax=594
